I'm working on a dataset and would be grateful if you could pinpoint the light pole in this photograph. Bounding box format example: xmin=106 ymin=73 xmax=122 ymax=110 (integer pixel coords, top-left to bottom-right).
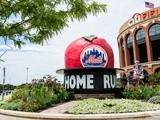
xmin=26 ymin=67 xmax=29 ymax=84
xmin=2 ymin=67 xmax=6 ymax=100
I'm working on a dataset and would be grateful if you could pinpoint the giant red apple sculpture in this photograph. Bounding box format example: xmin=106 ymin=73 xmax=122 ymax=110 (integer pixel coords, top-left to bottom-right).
xmin=65 ymin=35 xmax=114 ymax=69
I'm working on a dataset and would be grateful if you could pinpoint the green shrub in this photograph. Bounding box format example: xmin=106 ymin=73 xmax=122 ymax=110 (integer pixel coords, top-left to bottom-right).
xmin=11 ymin=84 xmax=29 ymax=101
xmin=154 ymin=91 xmax=160 ymax=96
xmin=148 ymin=72 xmax=160 ymax=84
xmin=0 ymin=102 xmax=19 ymax=110
xmin=140 ymin=85 xmax=156 ymax=100
xmin=148 ymin=96 xmax=160 ymax=104
xmin=7 ymin=84 xmax=68 ymax=112
xmin=123 ymin=88 xmax=133 ymax=99
xmin=30 ymin=86 xmax=57 ymax=109
xmin=123 ymin=85 xmax=155 ymax=100
xmin=2 ymin=76 xmax=69 ymax=112
xmin=57 ymin=86 xmax=68 ymax=103
xmin=16 ymin=86 xmax=57 ymax=111
xmin=18 ymin=99 xmax=40 ymax=112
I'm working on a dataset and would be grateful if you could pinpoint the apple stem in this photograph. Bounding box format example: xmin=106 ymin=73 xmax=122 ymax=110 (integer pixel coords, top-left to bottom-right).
xmin=82 ymin=35 xmax=97 ymax=42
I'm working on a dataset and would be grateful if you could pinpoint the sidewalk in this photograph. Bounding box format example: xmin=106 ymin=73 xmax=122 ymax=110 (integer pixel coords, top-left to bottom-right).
xmin=40 ymin=100 xmax=80 ymax=114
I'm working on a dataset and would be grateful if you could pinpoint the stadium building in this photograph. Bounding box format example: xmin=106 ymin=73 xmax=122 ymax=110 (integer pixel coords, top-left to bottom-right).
xmin=117 ymin=7 xmax=160 ymax=77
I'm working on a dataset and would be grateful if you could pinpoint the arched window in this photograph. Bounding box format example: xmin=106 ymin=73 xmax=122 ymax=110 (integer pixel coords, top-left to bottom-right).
xmin=127 ymin=34 xmax=132 ymax=48
xmin=136 ymin=29 xmax=147 ymax=63
xmin=155 ymin=67 xmax=160 ymax=73
xmin=136 ymin=29 xmax=145 ymax=44
xmin=149 ymin=24 xmax=160 ymax=61
xmin=149 ymin=24 xmax=160 ymax=41
xmin=126 ymin=34 xmax=134 ymax=65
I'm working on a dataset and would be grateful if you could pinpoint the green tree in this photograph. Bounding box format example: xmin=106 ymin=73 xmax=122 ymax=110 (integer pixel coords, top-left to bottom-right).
xmin=148 ymin=72 xmax=160 ymax=85
xmin=0 ymin=0 xmax=106 ymax=48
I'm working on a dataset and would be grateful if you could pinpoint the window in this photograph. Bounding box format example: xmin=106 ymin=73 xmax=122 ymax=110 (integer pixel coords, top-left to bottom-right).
xmin=136 ymin=29 xmax=145 ymax=44
xmin=127 ymin=34 xmax=132 ymax=48
xmin=149 ymin=24 xmax=160 ymax=41
xmin=149 ymin=24 xmax=160 ymax=36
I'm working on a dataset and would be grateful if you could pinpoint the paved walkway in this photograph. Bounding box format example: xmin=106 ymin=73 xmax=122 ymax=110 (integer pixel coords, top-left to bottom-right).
xmin=0 ymin=100 xmax=80 ymax=120
xmin=40 ymin=100 xmax=80 ymax=114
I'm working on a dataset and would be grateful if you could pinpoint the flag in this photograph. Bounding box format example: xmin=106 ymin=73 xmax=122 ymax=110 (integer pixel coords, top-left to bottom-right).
xmin=145 ymin=1 xmax=154 ymax=9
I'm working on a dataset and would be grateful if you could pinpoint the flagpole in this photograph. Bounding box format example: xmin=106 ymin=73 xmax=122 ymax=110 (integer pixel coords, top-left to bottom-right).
xmin=144 ymin=0 xmax=147 ymax=10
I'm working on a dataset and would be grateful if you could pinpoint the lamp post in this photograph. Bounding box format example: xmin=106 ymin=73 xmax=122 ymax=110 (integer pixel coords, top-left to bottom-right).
xmin=2 ymin=67 xmax=6 ymax=100
xmin=26 ymin=67 xmax=31 ymax=97
xmin=26 ymin=67 xmax=29 ymax=84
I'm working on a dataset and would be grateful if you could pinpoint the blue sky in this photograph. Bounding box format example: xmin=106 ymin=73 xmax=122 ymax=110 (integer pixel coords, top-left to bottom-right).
xmin=0 ymin=0 xmax=160 ymax=85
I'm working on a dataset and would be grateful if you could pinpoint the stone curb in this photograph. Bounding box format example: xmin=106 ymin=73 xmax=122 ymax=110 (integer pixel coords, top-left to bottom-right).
xmin=0 ymin=109 xmax=160 ymax=120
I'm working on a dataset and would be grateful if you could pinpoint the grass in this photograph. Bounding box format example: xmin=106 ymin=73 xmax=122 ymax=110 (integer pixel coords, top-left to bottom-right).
xmin=68 ymin=98 xmax=160 ymax=114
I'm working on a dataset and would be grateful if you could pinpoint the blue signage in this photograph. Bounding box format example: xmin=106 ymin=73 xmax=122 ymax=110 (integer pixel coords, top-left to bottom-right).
xmin=81 ymin=45 xmax=108 ymax=67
